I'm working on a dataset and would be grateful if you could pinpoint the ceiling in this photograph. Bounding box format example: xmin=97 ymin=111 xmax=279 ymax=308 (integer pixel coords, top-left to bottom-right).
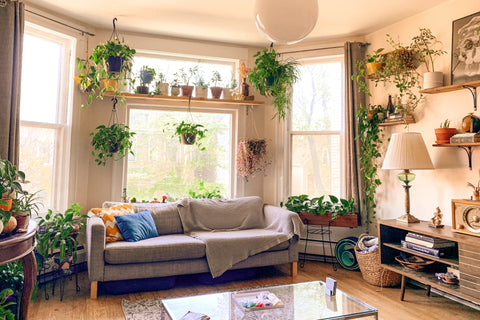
xmin=28 ymin=0 xmax=450 ymax=46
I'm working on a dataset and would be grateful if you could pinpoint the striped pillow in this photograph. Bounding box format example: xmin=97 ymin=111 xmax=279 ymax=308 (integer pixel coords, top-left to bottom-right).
xmin=92 ymin=203 xmax=134 ymax=242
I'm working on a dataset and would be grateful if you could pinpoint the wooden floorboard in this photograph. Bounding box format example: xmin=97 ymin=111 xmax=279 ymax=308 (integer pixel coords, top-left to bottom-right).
xmin=28 ymin=261 xmax=480 ymax=319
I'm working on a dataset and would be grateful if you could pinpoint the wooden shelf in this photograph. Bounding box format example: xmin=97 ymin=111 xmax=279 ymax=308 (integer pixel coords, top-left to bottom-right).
xmin=432 ymin=143 xmax=480 ymax=169
xmin=379 ymin=118 xmax=415 ymax=127
xmin=419 ymin=80 xmax=480 ymax=94
xmin=383 ymin=242 xmax=459 ymax=267
xmin=104 ymin=92 xmax=265 ymax=106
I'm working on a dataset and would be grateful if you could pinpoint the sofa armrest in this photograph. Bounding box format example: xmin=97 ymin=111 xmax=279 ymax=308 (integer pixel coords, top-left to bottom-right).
xmin=86 ymin=215 xmax=106 ymax=281
xmin=263 ymin=204 xmax=305 ymax=239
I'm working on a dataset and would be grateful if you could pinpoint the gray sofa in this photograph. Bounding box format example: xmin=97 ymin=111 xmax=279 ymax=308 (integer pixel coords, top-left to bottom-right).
xmin=86 ymin=196 xmax=303 ymax=298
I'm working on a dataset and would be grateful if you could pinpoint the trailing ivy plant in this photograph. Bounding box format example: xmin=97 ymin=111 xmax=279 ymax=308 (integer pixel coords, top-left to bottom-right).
xmin=90 ymin=123 xmax=136 ymax=166
xmin=249 ymin=47 xmax=299 ymax=120
xmin=357 ymin=105 xmax=384 ymax=232
xmin=281 ymin=194 xmax=356 ymax=219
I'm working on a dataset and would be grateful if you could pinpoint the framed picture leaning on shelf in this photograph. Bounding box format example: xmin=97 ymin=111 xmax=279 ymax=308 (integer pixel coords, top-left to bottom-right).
xmin=451 ymin=11 xmax=480 ymax=84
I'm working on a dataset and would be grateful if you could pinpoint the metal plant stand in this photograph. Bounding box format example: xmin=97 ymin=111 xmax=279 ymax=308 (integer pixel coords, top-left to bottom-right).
xmin=299 ymin=220 xmax=337 ymax=271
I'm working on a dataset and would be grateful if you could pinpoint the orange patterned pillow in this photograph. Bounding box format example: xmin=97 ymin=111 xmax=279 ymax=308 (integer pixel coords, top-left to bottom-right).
xmin=92 ymin=203 xmax=134 ymax=242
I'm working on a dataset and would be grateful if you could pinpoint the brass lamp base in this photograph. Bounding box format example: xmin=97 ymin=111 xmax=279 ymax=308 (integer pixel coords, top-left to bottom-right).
xmin=396 ymin=213 xmax=420 ymax=223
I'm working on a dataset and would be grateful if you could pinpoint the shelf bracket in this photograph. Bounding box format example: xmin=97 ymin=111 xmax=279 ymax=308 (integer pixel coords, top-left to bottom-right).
xmin=457 ymin=145 xmax=473 ymax=170
xmin=462 ymin=85 xmax=477 ymax=111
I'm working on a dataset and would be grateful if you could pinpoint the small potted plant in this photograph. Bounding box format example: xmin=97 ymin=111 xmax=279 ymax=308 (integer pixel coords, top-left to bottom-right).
xmin=90 ymin=123 xmax=136 ymax=166
xmin=365 ymin=48 xmax=385 ymax=76
xmin=0 ymin=159 xmax=25 ymax=233
xmin=249 ymin=47 xmax=299 ymax=120
xmin=210 ymin=71 xmax=223 ymax=99
xmin=194 ymin=72 xmax=209 ymax=98
xmin=175 ymin=66 xmax=198 ymax=97
xmin=170 ymin=77 xmax=181 ymax=97
xmin=172 ymin=121 xmax=207 ymax=149
xmin=154 ymin=72 xmax=169 ymax=95
xmin=11 ymin=190 xmax=43 ymax=231
xmin=434 ymin=119 xmax=457 ymax=144
xmin=136 ymin=66 xmax=155 ymax=94
xmin=35 ymin=203 xmax=87 ymax=273
xmin=411 ymin=28 xmax=447 ymax=89
xmin=223 ymin=75 xmax=238 ymax=100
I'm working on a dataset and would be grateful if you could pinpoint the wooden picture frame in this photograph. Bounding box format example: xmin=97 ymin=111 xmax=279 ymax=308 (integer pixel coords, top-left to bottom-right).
xmin=451 ymin=11 xmax=480 ymax=85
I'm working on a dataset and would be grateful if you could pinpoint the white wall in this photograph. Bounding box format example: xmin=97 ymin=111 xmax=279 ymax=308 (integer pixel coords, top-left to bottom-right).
xmin=365 ymin=0 xmax=480 ymax=231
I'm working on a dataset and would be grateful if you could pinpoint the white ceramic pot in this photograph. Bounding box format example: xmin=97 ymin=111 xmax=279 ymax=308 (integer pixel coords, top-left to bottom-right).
xmin=223 ymin=88 xmax=233 ymax=100
xmin=195 ymin=86 xmax=208 ymax=98
xmin=423 ymin=72 xmax=443 ymax=89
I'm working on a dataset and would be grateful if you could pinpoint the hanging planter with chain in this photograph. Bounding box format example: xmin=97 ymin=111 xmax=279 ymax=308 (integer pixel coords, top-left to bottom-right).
xmin=90 ymin=98 xmax=136 ymax=166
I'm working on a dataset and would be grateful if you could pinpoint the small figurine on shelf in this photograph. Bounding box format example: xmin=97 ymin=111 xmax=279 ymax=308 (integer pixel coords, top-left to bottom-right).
xmin=429 ymin=207 xmax=444 ymax=228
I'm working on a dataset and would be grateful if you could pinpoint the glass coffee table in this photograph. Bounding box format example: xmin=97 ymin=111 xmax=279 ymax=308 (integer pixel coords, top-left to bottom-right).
xmin=161 ymin=281 xmax=378 ymax=320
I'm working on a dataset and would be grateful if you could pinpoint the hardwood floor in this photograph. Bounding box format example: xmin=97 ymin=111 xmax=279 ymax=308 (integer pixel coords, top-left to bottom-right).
xmin=29 ymin=261 xmax=479 ymax=319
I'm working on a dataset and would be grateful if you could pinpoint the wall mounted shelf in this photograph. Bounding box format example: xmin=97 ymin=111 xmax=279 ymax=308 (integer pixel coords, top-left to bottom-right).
xmin=103 ymin=92 xmax=265 ymax=106
xmin=432 ymin=142 xmax=480 ymax=170
xmin=420 ymin=80 xmax=480 ymax=111
xmin=379 ymin=115 xmax=415 ymax=127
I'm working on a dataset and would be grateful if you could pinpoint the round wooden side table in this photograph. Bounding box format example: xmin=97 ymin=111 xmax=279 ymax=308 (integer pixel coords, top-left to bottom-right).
xmin=0 ymin=220 xmax=37 ymax=320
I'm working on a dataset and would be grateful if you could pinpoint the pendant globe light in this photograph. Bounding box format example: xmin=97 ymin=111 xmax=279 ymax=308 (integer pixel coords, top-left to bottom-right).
xmin=254 ymin=0 xmax=319 ymax=45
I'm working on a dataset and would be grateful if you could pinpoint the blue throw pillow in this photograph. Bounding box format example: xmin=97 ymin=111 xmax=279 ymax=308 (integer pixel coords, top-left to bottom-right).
xmin=114 ymin=210 xmax=159 ymax=242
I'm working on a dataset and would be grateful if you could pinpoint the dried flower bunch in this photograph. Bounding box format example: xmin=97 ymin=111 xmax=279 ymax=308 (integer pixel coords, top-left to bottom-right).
xmin=236 ymin=138 xmax=271 ymax=180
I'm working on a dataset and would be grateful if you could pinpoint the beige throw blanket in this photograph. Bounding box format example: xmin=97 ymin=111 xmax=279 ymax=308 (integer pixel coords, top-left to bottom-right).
xmin=177 ymin=197 xmax=303 ymax=278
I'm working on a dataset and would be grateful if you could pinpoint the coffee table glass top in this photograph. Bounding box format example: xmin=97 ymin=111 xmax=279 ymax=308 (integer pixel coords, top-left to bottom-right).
xmin=161 ymin=281 xmax=377 ymax=320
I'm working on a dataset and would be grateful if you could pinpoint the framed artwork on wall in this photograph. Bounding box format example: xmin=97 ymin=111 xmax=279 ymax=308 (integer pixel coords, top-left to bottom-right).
xmin=451 ymin=11 xmax=480 ymax=85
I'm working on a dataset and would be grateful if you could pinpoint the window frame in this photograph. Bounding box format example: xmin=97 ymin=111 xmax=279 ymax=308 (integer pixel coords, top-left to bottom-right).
xmin=20 ymin=22 xmax=75 ymax=212
xmin=286 ymin=54 xmax=346 ymax=198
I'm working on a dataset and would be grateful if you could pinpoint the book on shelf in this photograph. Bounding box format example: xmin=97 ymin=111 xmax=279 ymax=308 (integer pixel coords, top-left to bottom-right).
xmin=405 ymin=232 xmax=456 ymax=248
xmin=450 ymin=133 xmax=480 ymax=143
xmin=401 ymin=240 xmax=454 ymax=258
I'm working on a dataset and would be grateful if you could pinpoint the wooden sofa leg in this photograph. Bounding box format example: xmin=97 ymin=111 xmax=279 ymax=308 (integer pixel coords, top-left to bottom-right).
xmin=291 ymin=262 xmax=298 ymax=277
xmin=90 ymin=281 xmax=98 ymax=299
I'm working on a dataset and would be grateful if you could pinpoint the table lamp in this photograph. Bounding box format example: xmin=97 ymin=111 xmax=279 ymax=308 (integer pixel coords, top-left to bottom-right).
xmin=382 ymin=132 xmax=434 ymax=223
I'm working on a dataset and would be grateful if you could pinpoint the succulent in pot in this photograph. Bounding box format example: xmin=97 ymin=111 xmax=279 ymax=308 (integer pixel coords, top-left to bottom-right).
xmin=434 ymin=119 xmax=457 ymax=144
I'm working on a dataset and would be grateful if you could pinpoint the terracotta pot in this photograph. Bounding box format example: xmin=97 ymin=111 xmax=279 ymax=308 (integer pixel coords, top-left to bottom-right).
xmin=297 ymin=211 xmax=358 ymax=228
xmin=210 ymin=87 xmax=223 ymax=99
xmin=181 ymin=85 xmax=194 ymax=97
xmin=434 ymin=128 xmax=457 ymax=144
xmin=12 ymin=211 xmax=30 ymax=230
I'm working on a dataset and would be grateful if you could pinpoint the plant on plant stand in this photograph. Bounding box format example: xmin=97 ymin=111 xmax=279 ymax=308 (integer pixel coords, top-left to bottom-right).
xmin=434 ymin=119 xmax=457 ymax=144
xmin=172 ymin=121 xmax=207 ymax=150
xmin=11 ymin=190 xmax=43 ymax=231
xmin=0 ymin=159 xmax=25 ymax=234
xmin=248 ymin=47 xmax=299 ymax=120
xmin=210 ymin=71 xmax=223 ymax=99
xmin=411 ymin=28 xmax=447 ymax=89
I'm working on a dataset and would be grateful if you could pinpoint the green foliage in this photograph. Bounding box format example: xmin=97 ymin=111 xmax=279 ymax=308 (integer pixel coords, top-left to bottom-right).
xmin=139 ymin=66 xmax=156 ymax=85
xmin=90 ymin=123 xmax=136 ymax=166
xmin=411 ymin=28 xmax=446 ymax=73
xmin=0 ymin=288 xmax=15 ymax=320
xmin=366 ymin=48 xmax=385 ymax=63
xmin=193 ymin=72 xmax=208 ymax=88
xmin=35 ymin=203 xmax=87 ymax=268
xmin=175 ymin=67 xmax=198 ymax=86
xmin=357 ymin=105 xmax=384 ymax=232
xmin=76 ymin=37 xmax=135 ymax=108
xmin=0 ymin=262 xmax=23 ymax=296
xmin=211 ymin=70 xmax=222 ymax=87
xmin=188 ymin=181 xmax=222 ymax=199
xmin=12 ymin=190 xmax=43 ymax=217
xmin=249 ymin=48 xmax=299 ymax=120
xmin=0 ymin=159 xmax=25 ymax=225
xmin=281 ymin=194 xmax=356 ymax=219
xmin=440 ymin=119 xmax=450 ymax=128
xmin=171 ymin=121 xmax=207 ymax=149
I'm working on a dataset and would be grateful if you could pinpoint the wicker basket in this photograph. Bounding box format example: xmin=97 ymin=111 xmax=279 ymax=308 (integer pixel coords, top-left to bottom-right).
xmin=354 ymin=234 xmax=402 ymax=287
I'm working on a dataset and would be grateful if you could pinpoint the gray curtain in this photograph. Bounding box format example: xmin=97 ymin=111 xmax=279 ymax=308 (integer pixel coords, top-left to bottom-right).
xmin=0 ymin=0 xmax=24 ymax=165
xmin=344 ymin=42 xmax=366 ymax=224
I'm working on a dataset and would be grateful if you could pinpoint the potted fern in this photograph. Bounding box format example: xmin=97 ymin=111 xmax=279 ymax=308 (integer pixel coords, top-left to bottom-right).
xmin=249 ymin=47 xmax=299 ymax=120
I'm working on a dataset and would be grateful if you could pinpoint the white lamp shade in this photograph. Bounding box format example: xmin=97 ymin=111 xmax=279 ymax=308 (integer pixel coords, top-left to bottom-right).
xmin=382 ymin=132 xmax=434 ymax=170
xmin=254 ymin=0 xmax=318 ymax=45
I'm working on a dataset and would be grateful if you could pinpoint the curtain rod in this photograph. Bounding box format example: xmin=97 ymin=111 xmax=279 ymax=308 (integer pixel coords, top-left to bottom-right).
xmin=279 ymin=45 xmax=344 ymax=55
xmin=25 ymin=8 xmax=95 ymax=37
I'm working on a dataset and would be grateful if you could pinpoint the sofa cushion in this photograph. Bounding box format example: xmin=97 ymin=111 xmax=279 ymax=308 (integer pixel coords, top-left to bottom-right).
xmin=178 ymin=196 xmax=265 ymax=233
xmin=115 ymin=210 xmax=159 ymax=242
xmin=104 ymin=234 xmax=206 ymax=264
xmin=131 ymin=203 xmax=183 ymax=235
xmin=92 ymin=203 xmax=134 ymax=242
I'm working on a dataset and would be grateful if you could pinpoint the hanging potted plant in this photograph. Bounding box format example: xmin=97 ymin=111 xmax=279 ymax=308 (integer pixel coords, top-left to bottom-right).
xmin=236 ymin=138 xmax=270 ymax=181
xmin=90 ymin=123 xmax=136 ymax=166
xmin=210 ymin=71 xmax=223 ymax=99
xmin=248 ymin=47 xmax=299 ymax=120
xmin=172 ymin=121 xmax=207 ymax=149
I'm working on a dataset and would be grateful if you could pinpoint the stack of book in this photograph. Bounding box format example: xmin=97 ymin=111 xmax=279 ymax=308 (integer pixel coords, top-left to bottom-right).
xmin=450 ymin=133 xmax=480 ymax=143
xmin=401 ymin=232 xmax=456 ymax=258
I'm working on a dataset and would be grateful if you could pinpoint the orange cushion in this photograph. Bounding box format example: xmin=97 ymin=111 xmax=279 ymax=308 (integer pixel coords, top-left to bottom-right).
xmin=92 ymin=203 xmax=134 ymax=242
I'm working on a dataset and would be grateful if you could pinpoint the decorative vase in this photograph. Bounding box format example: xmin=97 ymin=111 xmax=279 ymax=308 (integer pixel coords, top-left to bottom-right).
xmin=210 ymin=87 xmax=223 ymax=99
xmin=434 ymin=128 xmax=457 ymax=144
xmin=195 ymin=86 xmax=208 ymax=98
xmin=462 ymin=113 xmax=480 ymax=133
xmin=423 ymin=72 xmax=443 ymax=89
xmin=180 ymin=85 xmax=194 ymax=97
